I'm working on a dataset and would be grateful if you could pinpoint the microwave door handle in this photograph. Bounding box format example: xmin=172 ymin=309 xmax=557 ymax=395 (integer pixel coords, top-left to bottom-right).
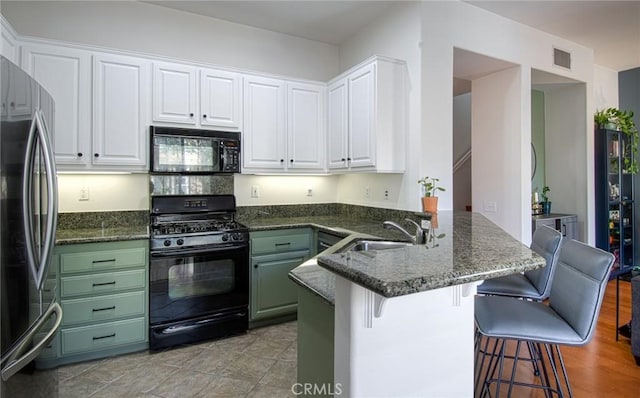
xmin=33 ymin=109 xmax=58 ymax=291
xmin=1 ymin=302 xmax=62 ymax=381
xmin=22 ymin=112 xmax=39 ymax=288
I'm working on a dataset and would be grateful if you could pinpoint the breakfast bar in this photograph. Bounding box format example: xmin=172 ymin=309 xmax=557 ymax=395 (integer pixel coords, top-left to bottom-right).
xmin=296 ymin=211 xmax=545 ymax=397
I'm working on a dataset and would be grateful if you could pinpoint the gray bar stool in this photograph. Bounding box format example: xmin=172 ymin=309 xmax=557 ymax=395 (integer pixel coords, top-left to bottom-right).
xmin=477 ymin=225 xmax=563 ymax=301
xmin=474 ymin=239 xmax=614 ymax=397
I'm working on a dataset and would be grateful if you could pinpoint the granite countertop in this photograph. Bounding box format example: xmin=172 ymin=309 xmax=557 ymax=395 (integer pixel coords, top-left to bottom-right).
xmin=317 ymin=211 xmax=545 ymax=298
xmin=55 ymin=225 xmax=149 ymax=245
xmin=240 ymin=214 xmax=424 ymax=305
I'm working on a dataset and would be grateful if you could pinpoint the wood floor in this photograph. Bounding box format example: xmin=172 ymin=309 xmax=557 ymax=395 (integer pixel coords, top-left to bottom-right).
xmin=476 ymin=279 xmax=640 ymax=397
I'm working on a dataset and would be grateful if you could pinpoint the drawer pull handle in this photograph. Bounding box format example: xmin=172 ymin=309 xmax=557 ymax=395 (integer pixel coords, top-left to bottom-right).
xmin=92 ymin=281 xmax=116 ymax=287
xmin=92 ymin=333 xmax=116 ymax=341
xmin=92 ymin=306 xmax=116 ymax=312
xmin=275 ymin=242 xmax=291 ymax=247
xmin=92 ymin=258 xmax=116 ymax=264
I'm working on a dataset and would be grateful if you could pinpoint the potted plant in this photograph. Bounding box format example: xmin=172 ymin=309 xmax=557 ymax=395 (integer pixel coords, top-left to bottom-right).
xmin=418 ymin=176 xmax=445 ymax=213
xmin=594 ymin=107 xmax=639 ymax=174
xmin=540 ymin=185 xmax=551 ymax=214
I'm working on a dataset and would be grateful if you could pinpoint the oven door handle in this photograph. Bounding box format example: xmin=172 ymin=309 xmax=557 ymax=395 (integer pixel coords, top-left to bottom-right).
xmin=150 ymin=244 xmax=248 ymax=257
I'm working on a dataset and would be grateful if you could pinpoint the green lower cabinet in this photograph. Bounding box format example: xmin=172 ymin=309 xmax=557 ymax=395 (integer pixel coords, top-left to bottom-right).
xmin=61 ymin=317 xmax=146 ymax=355
xmin=37 ymin=239 xmax=149 ymax=368
xmin=250 ymin=228 xmax=312 ymax=324
xmin=251 ymin=250 xmax=309 ymax=321
xmin=297 ymin=286 xmax=335 ymax=397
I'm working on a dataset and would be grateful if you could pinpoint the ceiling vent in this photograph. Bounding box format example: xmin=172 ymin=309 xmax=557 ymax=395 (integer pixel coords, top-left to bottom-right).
xmin=553 ymin=47 xmax=571 ymax=70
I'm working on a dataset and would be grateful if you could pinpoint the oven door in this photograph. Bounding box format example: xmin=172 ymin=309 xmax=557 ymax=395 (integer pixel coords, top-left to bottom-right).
xmin=149 ymin=242 xmax=249 ymax=349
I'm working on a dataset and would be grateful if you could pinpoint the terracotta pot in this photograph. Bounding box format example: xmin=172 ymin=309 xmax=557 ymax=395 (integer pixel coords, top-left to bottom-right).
xmin=422 ymin=196 xmax=438 ymax=213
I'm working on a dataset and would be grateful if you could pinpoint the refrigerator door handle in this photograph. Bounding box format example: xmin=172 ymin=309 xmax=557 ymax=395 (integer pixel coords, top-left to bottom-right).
xmin=21 ymin=109 xmax=58 ymax=292
xmin=0 ymin=302 xmax=62 ymax=381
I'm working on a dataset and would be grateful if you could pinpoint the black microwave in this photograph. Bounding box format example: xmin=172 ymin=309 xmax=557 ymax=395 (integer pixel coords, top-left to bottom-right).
xmin=150 ymin=126 xmax=241 ymax=174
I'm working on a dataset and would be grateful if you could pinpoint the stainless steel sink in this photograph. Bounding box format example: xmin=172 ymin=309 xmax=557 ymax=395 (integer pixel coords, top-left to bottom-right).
xmin=337 ymin=239 xmax=413 ymax=253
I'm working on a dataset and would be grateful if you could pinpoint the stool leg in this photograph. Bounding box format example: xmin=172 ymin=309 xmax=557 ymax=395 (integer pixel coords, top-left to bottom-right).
xmin=554 ymin=345 xmax=572 ymax=398
xmin=506 ymin=340 xmax=523 ymax=397
xmin=543 ymin=343 xmax=565 ymax=398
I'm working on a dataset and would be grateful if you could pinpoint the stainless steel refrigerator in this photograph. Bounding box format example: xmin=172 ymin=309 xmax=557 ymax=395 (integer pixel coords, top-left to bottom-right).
xmin=0 ymin=56 xmax=61 ymax=397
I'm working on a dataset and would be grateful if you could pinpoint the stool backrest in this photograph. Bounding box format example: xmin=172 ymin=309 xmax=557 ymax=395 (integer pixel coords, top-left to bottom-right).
xmin=549 ymin=239 xmax=615 ymax=343
xmin=525 ymin=225 xmax=563 ymax=299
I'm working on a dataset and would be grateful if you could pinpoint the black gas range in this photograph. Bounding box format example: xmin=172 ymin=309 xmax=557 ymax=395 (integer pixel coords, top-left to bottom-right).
xmin=148 ymin=195 xmax=249 ymax=351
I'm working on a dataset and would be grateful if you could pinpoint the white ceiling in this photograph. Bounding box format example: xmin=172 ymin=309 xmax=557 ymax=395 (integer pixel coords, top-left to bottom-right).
xmin=145 ymin=0 xmax=640 ymax=72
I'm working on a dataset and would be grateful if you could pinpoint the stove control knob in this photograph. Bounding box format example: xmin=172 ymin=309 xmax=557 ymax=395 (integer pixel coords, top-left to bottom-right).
xmin=232 ymin=233 xmax=240 ymax=241
xmin=163 ymin=240 xmax=171 ymax=247
xmin=176 ymin=239 xmax=184 ymax=246
xmin=222 ymin=234 xmax=229 ymax=242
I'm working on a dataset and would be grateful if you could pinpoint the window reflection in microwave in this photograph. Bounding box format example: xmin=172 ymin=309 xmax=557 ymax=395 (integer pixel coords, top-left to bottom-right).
xmin=168 ymin=258 xmax=235 ymax=299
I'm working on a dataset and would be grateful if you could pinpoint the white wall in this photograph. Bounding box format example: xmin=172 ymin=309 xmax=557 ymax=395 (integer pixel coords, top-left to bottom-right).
xmin=0 ymin=1 xmax=339 ymax=81
xmin=593 ymin=64 xmax=620 ymax=110
xmin=544 ymin=84 xmax=589 ymax=241
xmin=234 ymin=175 xmax=339 ymax=206
xmin=57 ymin=174 xmax=149 ymax=212
xmin=421 ymin=1 xmax=594 ymax=242
xmin=336 ymin=1 xmax=422 ymax=211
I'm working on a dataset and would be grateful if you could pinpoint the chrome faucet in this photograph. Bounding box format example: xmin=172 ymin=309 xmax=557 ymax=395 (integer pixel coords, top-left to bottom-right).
xmin=382 ymin=218 xmax=425 ymax=244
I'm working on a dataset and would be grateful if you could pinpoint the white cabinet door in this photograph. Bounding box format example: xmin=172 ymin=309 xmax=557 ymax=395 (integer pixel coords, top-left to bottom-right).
xmin=347 ymin=63 xmax=375 ymax=168
xmin=21 ymin=44 xmax=91 ymax=166
xmin=287 ymin=82 xmax=325 ymax=171
xmin=327 ymin=79 xmax=348 ymax=170
xmin=152 ymin=62 xmax=197 ymax=125
xmin=1 ymin=20 xmax=18 ymax=64
xmin=93 ymin=53 xmax=149 ymax=168
xmin=200 ymin=68 xmax=242 ymax=130
xmin=243 ymin=75 xmax=286 ymax=170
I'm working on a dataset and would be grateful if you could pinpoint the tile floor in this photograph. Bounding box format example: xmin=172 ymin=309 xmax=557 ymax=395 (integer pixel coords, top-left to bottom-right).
xmin=58 ymin=321 xmax=297 ymax=397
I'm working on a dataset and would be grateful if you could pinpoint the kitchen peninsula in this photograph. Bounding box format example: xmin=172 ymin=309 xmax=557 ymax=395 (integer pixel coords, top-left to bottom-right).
xmin=292 ymin=211 xmax=544 ymax=397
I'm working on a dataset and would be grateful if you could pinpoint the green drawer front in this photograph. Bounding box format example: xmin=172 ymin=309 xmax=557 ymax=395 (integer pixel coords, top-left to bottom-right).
xmin=61 ymin=291 xmax=146 ymax=326
xmin=60 ymin=247 xmax=146 ymax=274
xmin=61 ymin=317 xmax=146 ymax=355
xmin=251 ymin=230 xmax=311 ymax=255
xmin=61 ymin=269 xmax=146 ymax=298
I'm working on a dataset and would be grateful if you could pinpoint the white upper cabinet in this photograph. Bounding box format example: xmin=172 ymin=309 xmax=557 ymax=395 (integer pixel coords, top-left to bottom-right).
xmin=243 ymin=75 xmax=286 ymax=170
xmin=243 ymin=76 xmax=326 ymax=173
xmin=287 ymin=82 xmax=325 ymax=170
xmin=93 ymin=52 xmax=149 ymax=169
xmin=152 ymin=61 xmax=241 ymax=130
xmin=327 ymin=56 xmax=406 ymax=173
xmin=21 ymin=43 xmax=91 ymax=166
xmin=200 ymin=68 xmax=242 ymax=129
xmin=152 ymin=62 xmax=197 ymax=125
xmin=1 ymin=18 xmax=19 ymax=64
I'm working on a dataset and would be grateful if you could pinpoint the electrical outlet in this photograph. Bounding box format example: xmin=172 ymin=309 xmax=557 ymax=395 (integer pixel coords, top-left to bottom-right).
xmin=307 ymin=188 xmax=313 ymax=197
xmin=79 ymin=186 xmax=89 ymax=201
xmin=484 ymin=201 xmax=497 ymax=213
xmin=384 ymin=188 xmax=389 ymax=200
xmin=365 ymin=186 xmax=370 ymax=198
xmin=251 ymin=185 xmax=260 ymax=198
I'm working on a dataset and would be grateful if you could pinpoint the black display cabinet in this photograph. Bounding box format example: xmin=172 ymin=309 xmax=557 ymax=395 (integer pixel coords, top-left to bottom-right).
xmin=595 ymin=128 xmax=635 ymax=277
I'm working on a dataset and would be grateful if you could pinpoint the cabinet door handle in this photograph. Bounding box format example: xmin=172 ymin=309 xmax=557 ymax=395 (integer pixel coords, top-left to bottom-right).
xmin=341 ymin=158 xmax=346 ymax=161
xmin=290 ymin=159 xmax=293 ymax=163
xmin=561 ymin=224 xmax=567 ymax=237
xmin=275 ymin=242 xmax=291 ymax=247
xmin=92 ymin=333 xmax=116 ymax=341
xmin=77 ymin=152 xmax=83 ymax=158
xmin=94 ymin=153 xmax=99 ymax=158
xmin=280 ymin=159 xmax=284 ymax=163
xmin=92 ymin=281 xmax=116 ymax=287
xmin=189 ymin=113 xmax=194 ymax=117
xmin=92 ymin=306 xmax=116 ymax=312
xmin=347 ymin=157 xmax=351 ymax=161
xmin=92 ymin=258 xmax=116 ymax=264
xmin=254 ymin=264 xmax=259 ymax=268
xmin=203 ymin=114 xmax=207 ymax=118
